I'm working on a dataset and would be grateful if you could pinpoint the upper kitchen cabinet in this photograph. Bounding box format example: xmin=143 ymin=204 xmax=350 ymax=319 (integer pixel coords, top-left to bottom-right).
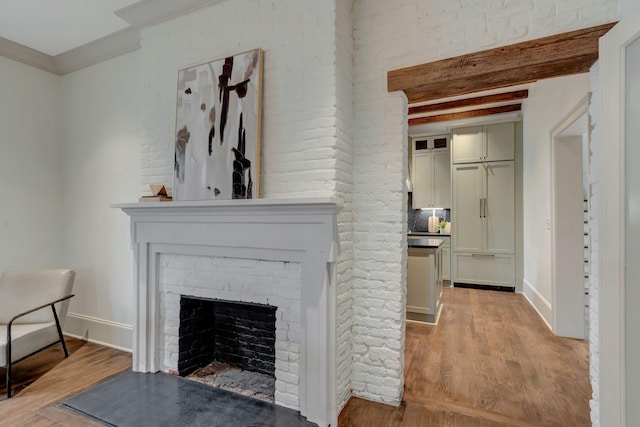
xmin=411 ymin=134 xmax=451 ymax=209
xmin=452 ymin=122 xmax=515 ymax=164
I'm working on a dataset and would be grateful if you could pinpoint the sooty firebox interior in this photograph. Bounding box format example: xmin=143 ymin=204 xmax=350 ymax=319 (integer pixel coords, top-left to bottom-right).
xmin=178 ymin=296 xmax=277 ymax=377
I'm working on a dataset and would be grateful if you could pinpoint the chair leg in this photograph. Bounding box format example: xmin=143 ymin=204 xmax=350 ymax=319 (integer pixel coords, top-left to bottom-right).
xmin=7 ymin=365 xmax=12 ymax=398
xmin=60 ymin=337 xmax=69 ymax=358
xmin=6 ymin=342 xmax=12 ymax=398
xmin=51 ymin=305 xmax=69 ymax=358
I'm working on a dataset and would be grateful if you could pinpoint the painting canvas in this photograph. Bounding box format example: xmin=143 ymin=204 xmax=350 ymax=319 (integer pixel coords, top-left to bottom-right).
xmin=174 ymin=49 xmax=263 ymax=200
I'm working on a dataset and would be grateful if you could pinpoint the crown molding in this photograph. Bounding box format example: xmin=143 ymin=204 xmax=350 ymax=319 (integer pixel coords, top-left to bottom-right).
xmin=53 ymin=27 xmax=141 ymax=75
xmin=115 ymin=0 xmax=225 ymax=28
xmin=0 ymin=36 xmax=57 ymax=74
xmin=0 ymin=0 xmax=225 ymax=75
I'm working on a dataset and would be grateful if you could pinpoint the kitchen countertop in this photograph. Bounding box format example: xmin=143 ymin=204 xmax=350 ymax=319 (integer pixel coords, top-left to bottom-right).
xmin=408 ymin=231 xmax=450 ymax=237
xmin=407 ymin=238 xmax=445 ymax=248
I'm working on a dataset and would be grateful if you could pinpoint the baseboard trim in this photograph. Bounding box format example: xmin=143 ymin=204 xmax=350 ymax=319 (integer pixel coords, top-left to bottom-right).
xmin=453 ymin=282 xmax=515 ymax=292
xmin=521 ymin=279 xmax=553 ymax=331
xmin=64 ymin=312 xmax=133 ymax=352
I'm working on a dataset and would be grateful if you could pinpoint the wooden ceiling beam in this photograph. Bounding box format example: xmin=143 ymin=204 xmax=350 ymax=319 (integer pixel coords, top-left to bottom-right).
xmin=408 ymin=104 xmax=522 ymax=126
xmin=389 ymin=23 xmax=616 ymax=104
xmin=408 ymin=90 xmax=529 ymax=115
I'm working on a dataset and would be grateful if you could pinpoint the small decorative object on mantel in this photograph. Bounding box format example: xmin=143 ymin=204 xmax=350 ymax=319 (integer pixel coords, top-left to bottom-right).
xmin=173 ymin=48 xmax=263 ymax=201
xmin=139 ymin=184 xmax=173 ymax=202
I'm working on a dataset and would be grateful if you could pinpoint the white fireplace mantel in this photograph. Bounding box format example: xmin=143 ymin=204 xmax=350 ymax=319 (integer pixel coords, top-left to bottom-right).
xmin=114 ymin=198 xmax=340 ymax=427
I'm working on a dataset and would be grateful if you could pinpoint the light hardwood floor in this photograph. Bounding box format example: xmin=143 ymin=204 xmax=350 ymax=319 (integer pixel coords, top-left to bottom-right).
xmin=339 ymin=287 xmax=591 ymax=427
xmin=0 ymin=339 xmax=131 ymax=426
xmin=0 ymin=286 xmax=590 ymax=426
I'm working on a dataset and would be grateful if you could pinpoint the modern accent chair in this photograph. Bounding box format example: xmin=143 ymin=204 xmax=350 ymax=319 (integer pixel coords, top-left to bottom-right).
xmin=0 ymin=269 xmax=75 ymax=398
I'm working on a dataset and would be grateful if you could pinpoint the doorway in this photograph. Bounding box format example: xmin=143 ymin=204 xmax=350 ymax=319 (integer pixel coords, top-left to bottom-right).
xmin=550 ymin=96 xmax=589 ymax=339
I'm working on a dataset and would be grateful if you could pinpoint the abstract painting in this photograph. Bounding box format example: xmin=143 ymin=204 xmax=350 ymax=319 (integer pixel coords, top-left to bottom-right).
xmin=174 ymin=49 xmax=263 ymax=200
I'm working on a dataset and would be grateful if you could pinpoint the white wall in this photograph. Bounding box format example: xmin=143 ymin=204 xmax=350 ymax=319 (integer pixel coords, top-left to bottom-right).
xmin=0 ymin=0 xmax=622 ymax=414
xmin=625 ymin=33 xmax=640 ymax=427
xmin=588 ymin=61 xmax=601 ymax=426
xmin=554 ymin=135 xmax=586 ymax=338
xmin=619 ymin=0 xmax=637 ymax=15
xmin=59 ymin=51 xmax=142 ymax=350
xmin=351 ymin=0 xmax=617 ymax=405
xmin=521 ymin=74 xmax=591 ymax=325
xmin=138 ymin=1 xmax=342 ymax=199
xmin=0 ymin=57 xmax=63 ymax=273
xmin=335 ymin=0 xmax=355 ymax=411
xmin=136 ymin=0 xmax=354 ymax=412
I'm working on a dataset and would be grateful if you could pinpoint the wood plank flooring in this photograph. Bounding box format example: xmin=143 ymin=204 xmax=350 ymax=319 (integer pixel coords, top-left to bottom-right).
xmin=0 ymin=287 xmax=590 ymax=426
xmin=0 ymin=338 xmax=131 ymax=426
xmin=0 ymin=339 xmax=87 ymax=400
xmin=339 ymin=287 xmax=591 ymax=427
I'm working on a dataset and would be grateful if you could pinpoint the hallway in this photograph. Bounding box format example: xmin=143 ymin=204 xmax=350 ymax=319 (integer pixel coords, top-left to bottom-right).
xmin=339 ymin=287 xmax=591 ymax=426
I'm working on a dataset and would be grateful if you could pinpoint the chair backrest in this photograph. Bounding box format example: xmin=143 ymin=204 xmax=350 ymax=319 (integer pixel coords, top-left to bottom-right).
xmin=0 ymin=269 xmax=75 ymax=325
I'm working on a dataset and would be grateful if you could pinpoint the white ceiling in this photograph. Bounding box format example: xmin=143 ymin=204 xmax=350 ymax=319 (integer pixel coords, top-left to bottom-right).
xmin=0 ymin=0 xmax=140 ymax=56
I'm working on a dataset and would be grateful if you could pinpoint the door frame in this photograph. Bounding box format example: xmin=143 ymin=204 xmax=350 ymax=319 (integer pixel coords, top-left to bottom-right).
xmin=549 ymin=96 xmax=589 ymax=339
xmin=599 ymin=11 xmax=640 ymax=425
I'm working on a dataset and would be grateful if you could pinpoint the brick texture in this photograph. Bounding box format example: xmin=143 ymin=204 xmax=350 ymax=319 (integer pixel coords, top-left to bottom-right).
xmin=335 ymin=0 xmax=355 ymax=413
xmin=138 ymin=0 xmax=355 ymax=414
xmin=136 ymin=0 xmax=617 ymax=414
xmin=159 ymin=254 xmax=301 ymax=410
xmin=351 ymin=0 xmax=617 ymax=406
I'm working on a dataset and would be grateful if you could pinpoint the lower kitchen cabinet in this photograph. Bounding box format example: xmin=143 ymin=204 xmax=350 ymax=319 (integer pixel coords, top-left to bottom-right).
xmin=453 ymin=253 xmax=515 ymax=287
xmin=440 ymin=237 xmax=451 ymax=282
xmin=407 ymin=244 xmax=443 ymax=323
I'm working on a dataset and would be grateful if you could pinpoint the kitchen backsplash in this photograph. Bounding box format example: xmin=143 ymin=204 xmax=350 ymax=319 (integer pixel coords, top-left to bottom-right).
xmin=407 ymin=193 xmax=450 ymax=232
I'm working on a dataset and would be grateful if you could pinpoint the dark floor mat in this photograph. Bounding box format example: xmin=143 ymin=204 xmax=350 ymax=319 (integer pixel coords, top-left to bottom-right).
xmin=63 ymin=370 xmax=316 ymax=427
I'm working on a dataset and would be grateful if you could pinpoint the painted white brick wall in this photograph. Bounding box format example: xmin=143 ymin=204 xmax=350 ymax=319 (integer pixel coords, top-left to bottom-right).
xmin=135 ymin=0 xmax=618 ymax=414
xmin=335 ymin=0 xmax=355 ymax=413
xmin=138 ymin=0 xmax=355 ymax=414
xmin=352 ymin=0 xmax=617 ymax=407
xmin=158 ymin=253 xmax=301 ymax=409
xmin=588 ymin=61 xmax=601 ymax=427
xmin=139 ymin=0 xmax=340 ymax=199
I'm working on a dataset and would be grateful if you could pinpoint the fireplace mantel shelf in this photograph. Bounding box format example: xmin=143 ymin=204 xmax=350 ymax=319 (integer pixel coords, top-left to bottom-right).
xmin=112 ymin=197 xmax=340 ymax=211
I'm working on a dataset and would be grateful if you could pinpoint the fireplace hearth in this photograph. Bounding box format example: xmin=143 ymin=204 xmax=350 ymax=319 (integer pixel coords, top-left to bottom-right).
xmin=187 ymin=360 xmax=275 ymax=401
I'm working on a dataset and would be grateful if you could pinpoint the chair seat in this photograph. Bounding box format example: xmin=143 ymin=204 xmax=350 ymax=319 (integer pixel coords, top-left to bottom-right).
xmin=0 ymin=323 xmax=59 ymax=366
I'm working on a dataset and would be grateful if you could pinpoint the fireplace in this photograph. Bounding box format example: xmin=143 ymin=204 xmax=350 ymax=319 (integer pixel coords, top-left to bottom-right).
xmin=158 ymin=252 xmax=302 ymax=407
xmin=178 ymin=296 xmax=277 ymax=400
xmin=116 ymin=198 xmax=339 ymax=427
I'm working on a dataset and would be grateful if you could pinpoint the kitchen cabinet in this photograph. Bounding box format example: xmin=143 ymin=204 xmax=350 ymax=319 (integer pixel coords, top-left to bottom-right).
xmin=437 ymin=234 xmax=451 ymax=284
xmin=453 ymin=253 xmax=515 ymax=287
xmin=409 ymin=233 xmax=451 ymax=283
xmin=441 ymin=237 xmax=451 ymax=282
xmin=407 ymin=239 xmax=443 ymax=323
xmin=452 ymin=122 xmax=515 ymax=164
xmin=411 ymin=134 xmax=450 ymax=209
xmin=451 ymin=123 xmax=516 ymax=288
xmin=452 ymin=161 xmax=514 ymax=253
